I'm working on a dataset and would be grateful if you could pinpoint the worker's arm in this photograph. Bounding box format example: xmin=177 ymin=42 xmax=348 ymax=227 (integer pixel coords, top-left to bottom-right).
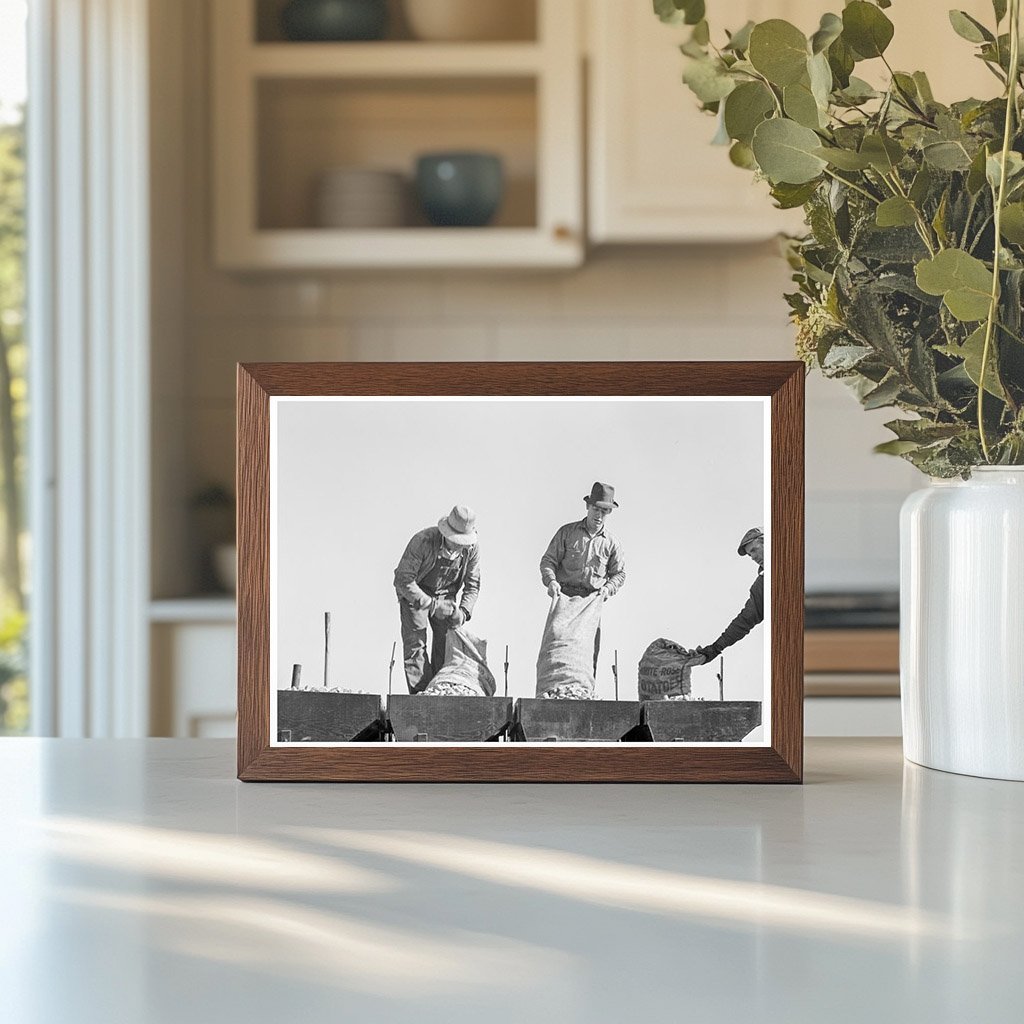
xmin=539 ymin=526 xmax=566 ymax=589
xmin=459 ymin=544 xmax=481 ymax=619
xmin=702 ymin=574 xmax=764 ymax=659
xmin=393 ymin=532 xmax=433 ymax=610
xmin=603 ymin=538 xmax=626 ymax=597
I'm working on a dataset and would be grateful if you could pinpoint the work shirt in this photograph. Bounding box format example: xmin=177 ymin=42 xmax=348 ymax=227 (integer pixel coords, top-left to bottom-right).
xmin=539 ymin=519 xmax=626 ymax=597
xmin=706 ymin=569 xmax=763 ymax=658
xmin=394 ymin=527 xmax=481 ymax=617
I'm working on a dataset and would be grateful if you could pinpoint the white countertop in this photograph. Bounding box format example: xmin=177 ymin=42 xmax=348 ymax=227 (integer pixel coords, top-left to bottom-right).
xmin=1 ymin=738 xmax=1020 ymax=1023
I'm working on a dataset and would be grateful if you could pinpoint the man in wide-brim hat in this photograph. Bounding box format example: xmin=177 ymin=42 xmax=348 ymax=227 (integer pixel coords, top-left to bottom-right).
xmin=539 ymin=482 xmax=627 ymax=672
xmin=697 ymin=527 xmax=764 ymax=664
xmin=394 ymin=505 xmax=481 ymax=693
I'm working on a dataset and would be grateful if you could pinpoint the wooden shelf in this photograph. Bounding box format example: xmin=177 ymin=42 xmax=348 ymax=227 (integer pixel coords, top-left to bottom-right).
xmin=217 ymin=226 xmax=580 ymax=270
xmin=249 ymin=42 xmax=544 ymax=78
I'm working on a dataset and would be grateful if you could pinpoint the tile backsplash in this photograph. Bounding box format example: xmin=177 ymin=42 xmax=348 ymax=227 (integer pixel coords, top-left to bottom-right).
xmin=180 ymin=247 xmax=917 ymax=593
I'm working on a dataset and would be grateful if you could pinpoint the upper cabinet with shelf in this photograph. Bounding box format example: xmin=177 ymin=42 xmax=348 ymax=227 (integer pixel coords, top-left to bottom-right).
xmin=212 ymin=0 xmax=582 ymax=269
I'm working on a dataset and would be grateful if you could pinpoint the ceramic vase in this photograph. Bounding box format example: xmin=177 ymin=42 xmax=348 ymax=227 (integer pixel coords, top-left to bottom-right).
xmin=900 ymin=467 xmax=1024 ymax=780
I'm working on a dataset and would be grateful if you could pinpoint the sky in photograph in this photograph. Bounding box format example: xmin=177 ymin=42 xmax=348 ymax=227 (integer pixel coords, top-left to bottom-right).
xmin=273 ymin=397 xmax=768 ymax=705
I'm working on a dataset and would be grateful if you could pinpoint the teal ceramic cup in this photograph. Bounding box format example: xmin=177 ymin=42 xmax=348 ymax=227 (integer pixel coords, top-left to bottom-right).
xmin=280 ymin=0 xmax=388 ymax=41
xmin=415 ymin=152 xmax=505 ymax=227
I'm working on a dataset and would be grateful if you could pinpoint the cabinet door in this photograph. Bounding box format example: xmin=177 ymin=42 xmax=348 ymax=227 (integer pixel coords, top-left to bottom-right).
xmin=588 ymin=0 xmax=813 ymax=243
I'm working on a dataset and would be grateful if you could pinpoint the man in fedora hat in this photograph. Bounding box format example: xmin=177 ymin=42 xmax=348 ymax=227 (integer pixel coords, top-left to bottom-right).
xmin=696 ymin=527 xmax=764 ymax=664
xmin=539 ymin=482 xmax=627 ymax=671
xmin=394 ymin=505 xmax=481 ymax=694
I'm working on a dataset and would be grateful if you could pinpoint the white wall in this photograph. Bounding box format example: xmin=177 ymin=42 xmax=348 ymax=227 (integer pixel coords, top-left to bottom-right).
xmin=155 ymin=0 xmax=921 ymax=601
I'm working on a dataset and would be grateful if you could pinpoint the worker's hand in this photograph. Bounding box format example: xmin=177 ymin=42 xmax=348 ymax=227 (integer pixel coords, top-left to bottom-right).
xmin=600 ymin=586 xmax=610 ymax=602
xmin=693 ymin=646 xmax=714 ymax=665
xmin=432 ymin=597 xmax=456 ymax=619
xmin=450 ymin=608 xmax=467 ymax=628
xmin=547 ymin=581 xmax=561 ymax=598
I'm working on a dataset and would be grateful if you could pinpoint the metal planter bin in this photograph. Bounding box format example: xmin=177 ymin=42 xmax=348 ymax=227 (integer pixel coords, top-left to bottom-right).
xmin=512 ymin=698 xmax=643 ymax=742
xmin=386 ymin=695 xmax=514 ymax=742
xmin=641 ymin=700 xmax=762 ymax=742
xmin=277 ymin=691 xmax=386 ymax=742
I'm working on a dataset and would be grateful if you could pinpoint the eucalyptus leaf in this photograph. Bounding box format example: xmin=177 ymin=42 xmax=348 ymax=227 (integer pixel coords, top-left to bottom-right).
xmin=814 ymin=146 xmax=872 ymax=170
xmin=752 ymin=118 xmax=828 ymax=184
xmin=810 ymin=12 xmax=843 ymax=54
xmin=729 ymin=140 xmax=757 ymax=169
xmin=948 ymin=10 xmax=994 ymax=44
xmin=724 ymin=81 xmax=775 ymax=144
xmin=724 ymin=20 xmax=755 ymax=53
xmin=913 ymin=71 xmax=935 ymax=104
xmin=986 ymin=150 xmax=1024 ymax=190
xmin=993 ymin=0 xmax=1008 ymax=24
xmin=683 ymin=57 xmax=736 ymax=104
xmin=923 ymin=140 xmax=973 ymax=171
xmin=842 ymin=1 xmax=894 ymax=59
xmin=827 ymin=36 xmax=855 ymax=88
xmin=860 ymin=133 xmax=904 ymax=173
xmin=915 ymin=249 xmax=994 ymax=322
xmin=653 ymin=0 xmax=705 ymax=26
xmin=784 ymin=81 xmax=824 ymax=129
xmin=748 ymin=20 xmax=809 ymax=86
xmin=876 ymin=197 xmax=918 ymax=228
xmin=770 ymin=180 xmax=820 ymax=209
xmin=1000 ymin=203 xmax=1024 ymax=245
xmin=939 ymin=325 xmax=1006 ymax=398
xmin=874 ymin=438 xmax=922 ymax=455
xmin=808 ymin=52 xmax=833 ymax=109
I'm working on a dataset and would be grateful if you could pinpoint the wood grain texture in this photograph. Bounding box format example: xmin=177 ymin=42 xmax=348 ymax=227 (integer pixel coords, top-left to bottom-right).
xmin=236 ymin=361 xmax=805 ymax=783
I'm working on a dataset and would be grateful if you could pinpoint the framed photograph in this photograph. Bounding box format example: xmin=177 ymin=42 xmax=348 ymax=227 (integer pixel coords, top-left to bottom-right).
xmin=237 ymin=362 xmax=803 ymax=782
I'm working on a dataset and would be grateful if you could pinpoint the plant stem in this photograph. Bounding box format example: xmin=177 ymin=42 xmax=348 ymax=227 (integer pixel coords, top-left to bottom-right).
xmin=979 ymin=0 xmax=1021 ymax=462
xmin=822 ymin=167 xmax=880 ymax=205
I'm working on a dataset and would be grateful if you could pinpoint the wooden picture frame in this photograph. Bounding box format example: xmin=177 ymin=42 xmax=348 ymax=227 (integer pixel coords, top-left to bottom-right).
xmin=237 ymin=362 xmax=804 ymax=782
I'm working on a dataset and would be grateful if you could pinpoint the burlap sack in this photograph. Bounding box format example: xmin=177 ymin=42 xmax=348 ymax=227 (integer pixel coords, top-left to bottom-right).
xmin=422 ymin=628 xmax=496 ymax=697
xmin=535 ymin=593 xmax=603 ymax=698
xmin=637 ymin=638 xmax=702 ymax=700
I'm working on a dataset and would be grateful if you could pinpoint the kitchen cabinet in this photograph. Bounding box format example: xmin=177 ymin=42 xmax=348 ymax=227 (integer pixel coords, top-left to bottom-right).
xmin=211 ymin=0 xmax=583 ymax=269
xmin=586 ymin=0 xmax=999 ymax=244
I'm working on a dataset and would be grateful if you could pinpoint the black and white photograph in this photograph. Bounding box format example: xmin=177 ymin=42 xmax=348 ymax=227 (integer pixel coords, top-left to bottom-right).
xmin=270 ymin=395 xmax=771 ymax=745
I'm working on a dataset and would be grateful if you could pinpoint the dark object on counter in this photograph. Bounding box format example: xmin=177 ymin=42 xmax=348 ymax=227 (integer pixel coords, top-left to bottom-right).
xmin=280 ymin=0 xmax=388 ymax=41
xmin=415 ymin=152 xmax=504 ymax=227
xmin=805 ymin=590 xmax=900 ymax=630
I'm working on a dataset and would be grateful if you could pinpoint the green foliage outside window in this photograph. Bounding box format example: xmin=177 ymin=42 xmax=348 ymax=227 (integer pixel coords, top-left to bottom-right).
xmin=0 ymin=110 xmax=27 ymax=733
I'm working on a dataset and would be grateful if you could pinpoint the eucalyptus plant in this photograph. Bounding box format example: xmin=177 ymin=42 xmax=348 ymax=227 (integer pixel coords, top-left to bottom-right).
xmin=657 ymin=0 xmax=1024 ymax=476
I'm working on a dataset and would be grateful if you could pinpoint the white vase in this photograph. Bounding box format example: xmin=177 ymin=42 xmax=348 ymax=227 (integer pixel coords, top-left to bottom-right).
xmin=900 ymin=467 xmax=1024 ymax=780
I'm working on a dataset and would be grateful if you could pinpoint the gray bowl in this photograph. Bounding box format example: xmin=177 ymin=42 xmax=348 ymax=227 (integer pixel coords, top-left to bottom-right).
xmin=415 ymin=152 xmax=504 ymax=228
xmin=280 ymin=0 xmax=388 ymax=42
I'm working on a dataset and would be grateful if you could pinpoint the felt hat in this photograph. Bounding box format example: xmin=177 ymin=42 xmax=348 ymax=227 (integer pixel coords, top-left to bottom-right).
xmin=584 ymin=482 xmax=618 ymax=509
xmin=438 ymin=505 xmax=478 ymax=546
xmin=737 ymin=527 xmax=764 ymax=555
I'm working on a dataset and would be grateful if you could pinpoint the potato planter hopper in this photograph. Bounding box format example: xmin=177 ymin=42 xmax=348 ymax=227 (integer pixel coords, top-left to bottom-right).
xmin=277 ymin=691 xmax=386 ymax=742
xmin=512 ymin=698 xmax=643 ymax=742
xmin=641 ymin=700 xmax=762 ymax=742
xmin=386 ymin=695 xmax=513 ymax=742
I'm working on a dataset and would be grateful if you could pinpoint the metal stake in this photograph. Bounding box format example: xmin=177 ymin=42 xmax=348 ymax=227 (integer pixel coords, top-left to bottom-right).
xmin=290 ymin=664 xmax=302 ymax=689
xmin=388 ymin=641 xmax=396 ymax=696
xmin=613 ymin=649 xmax=619 ymax=701
xmin=504 ymin=644 xmax=509 ymax=698
xmin=717 ymin=656 xmax=725 ymax=701
xmin=323 ymin=611 xmax=331 ymax=689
